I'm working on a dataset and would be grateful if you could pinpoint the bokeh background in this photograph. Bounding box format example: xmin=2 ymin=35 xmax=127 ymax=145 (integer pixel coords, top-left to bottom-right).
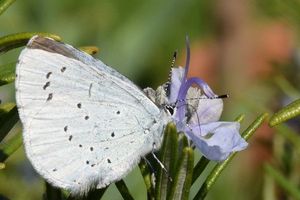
xmin=1 ymin=0 xmax=300 ymax=199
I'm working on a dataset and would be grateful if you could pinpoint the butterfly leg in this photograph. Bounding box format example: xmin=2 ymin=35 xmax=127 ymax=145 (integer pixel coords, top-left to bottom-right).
xmin=151 ymin=144 xmax=172 ymax=182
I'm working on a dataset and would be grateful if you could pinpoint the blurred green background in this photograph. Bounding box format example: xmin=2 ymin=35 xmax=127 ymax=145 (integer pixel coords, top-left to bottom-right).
xmin=1 ymin=0 xmax=300 ymax=199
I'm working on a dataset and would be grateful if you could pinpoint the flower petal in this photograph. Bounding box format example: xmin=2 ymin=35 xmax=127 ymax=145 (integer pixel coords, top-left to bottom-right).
xmin=176 ymin=77 xmax=217 ymax=122
xmin=169 ymin=67 xmax=185 ymax=103
xmin=186 ymin=122 xmax=248 ymax=161
xmin=187 ymin=88 xmax=223 ymax=124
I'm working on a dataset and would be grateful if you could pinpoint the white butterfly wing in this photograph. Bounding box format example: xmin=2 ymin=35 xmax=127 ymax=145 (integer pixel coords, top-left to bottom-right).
xmin=15 ymin=36 xmax=167 ymax=194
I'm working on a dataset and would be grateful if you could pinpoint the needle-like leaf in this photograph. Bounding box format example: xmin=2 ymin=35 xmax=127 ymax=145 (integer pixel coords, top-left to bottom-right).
xmin=0 ymin=0 xmax=16 ymax=16
xmin=0 ymin=103 xmax=18 ymax=142
xmin=0 ymin=32 xmax=61 ymax=52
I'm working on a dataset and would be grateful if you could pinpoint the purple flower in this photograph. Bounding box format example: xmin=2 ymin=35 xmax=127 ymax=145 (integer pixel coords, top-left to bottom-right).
xmin=168 ymin=39 xmax=248 ymax=161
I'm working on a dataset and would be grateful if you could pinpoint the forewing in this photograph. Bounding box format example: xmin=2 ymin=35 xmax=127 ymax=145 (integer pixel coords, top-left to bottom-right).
xmin=15 ymin=36 xmax=162 ymax=194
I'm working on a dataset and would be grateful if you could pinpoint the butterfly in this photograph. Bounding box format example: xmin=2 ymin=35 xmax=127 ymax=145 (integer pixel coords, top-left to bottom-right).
xmin=15 ymin=36 xmax=247 ymax=195
xmin=15 ymin=36 xmax=173 ymax=195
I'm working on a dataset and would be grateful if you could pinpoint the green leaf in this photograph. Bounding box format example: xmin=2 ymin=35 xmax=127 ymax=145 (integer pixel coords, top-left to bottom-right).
xmin=192 ymin=156 xmax=209 ymax=185
xmin=269 ymin=99 xmax=300 ymax=127
xmin=0 ymin=62 xmax=16 ymax=86
xmin=234 ymin=114 xmax=245 ymax=123
xmin=139 ymin=159 xmax=155 ymax=200
xmin=193 ymin=113 xmax=268 ymax=200
xmin=0 ymin=103 xmax=19 ymax=142
xmin=168 ymin=146 xmax=194 ymax=200
xmin=0 ymin=32 xmax=61 ymax=52
xmin=264 ymin=164 xmax=300 ymax=200
xmin=0 ymin=0 xmax=16 ymax=16
xmin=115 ymin=180 xmax=134 ymax=200
xmin=0 ymin=131 xmax=22 ymax=162
xmin=155 ymin=123 xmax=178 ymax=200
xmin=79 ymin=46 xmax=99 ymax=55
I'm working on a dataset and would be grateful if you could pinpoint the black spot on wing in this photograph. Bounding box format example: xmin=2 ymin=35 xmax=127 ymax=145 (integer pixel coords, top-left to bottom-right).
xmin=47 ymin=93 xmax=53 ymax=101
xmin=61 ymin=67 xmax=66 ymax=72
xmin=116 ymin=111 xmax=120 ymax=115
xmin=77 ymin=103 xmax=82 ymax=108
xmin=84 ymin=116 xmax=89 ymax=120
xmin=64 ymin=126 xmax=68 ymax=132
xmin=68 ymin=135 xmax=73 ymax=141
xmin=43 ymin=81 xmax=50 ymax=90
xmin=107 ymin=159 xmax=111 ymax=163
xmin=46 ymin=72 xmax=52 ymax=79
xmin=111 ymin=132 xmax=115 ymax=137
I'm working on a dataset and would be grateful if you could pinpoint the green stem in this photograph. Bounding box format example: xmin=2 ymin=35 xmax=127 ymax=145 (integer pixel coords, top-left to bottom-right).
xmin=0 ymin=0 xmax=16 ymax=16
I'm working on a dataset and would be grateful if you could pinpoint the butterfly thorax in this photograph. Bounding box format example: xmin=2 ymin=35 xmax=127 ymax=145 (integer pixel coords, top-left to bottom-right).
xmin=143 ymin=85 xmax=174 ymax=148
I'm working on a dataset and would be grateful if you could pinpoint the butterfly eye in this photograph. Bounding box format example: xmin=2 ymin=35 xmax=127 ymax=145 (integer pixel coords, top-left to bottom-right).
xmin=165 ymin=105 xmax=175 ymax=116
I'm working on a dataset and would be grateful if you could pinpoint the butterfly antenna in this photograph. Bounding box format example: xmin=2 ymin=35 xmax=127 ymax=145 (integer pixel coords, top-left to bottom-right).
xmin=171 ymin=50 xmax=178 ymax=68
xmin=165 ymin=50 xmax=178 ymax=96
xmin=152 ymin=144 xmax=173 ymax=182
xmin=215 ymin=94 xmax=229 ymax=99
xmin=185 ymin=94 xmax=229 ymax=101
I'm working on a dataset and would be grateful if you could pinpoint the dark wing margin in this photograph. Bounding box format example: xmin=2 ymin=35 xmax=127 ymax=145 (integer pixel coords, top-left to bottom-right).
xmin=27 ymin=36 xmax=81 ymax=61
